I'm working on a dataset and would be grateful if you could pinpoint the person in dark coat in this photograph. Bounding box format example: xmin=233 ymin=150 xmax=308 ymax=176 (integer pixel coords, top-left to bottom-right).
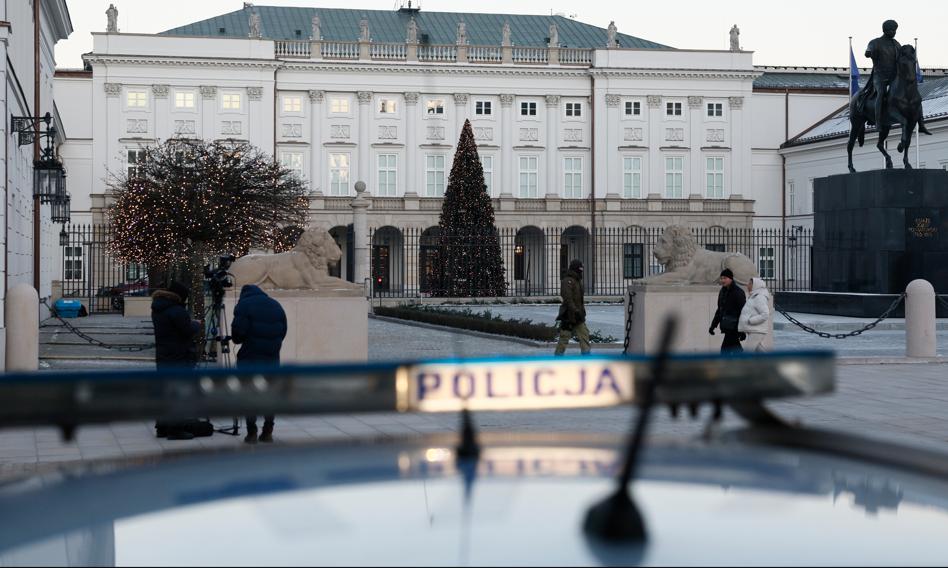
xmin=231 ymin=284 xmax=288 ymax=444
xmin=151 ymin=281 xmax=201 ymax=440
xmin=709 ymin=268 xmax=747 ymax=352
xmin=555 ymin=259 xmax=591 ymax=356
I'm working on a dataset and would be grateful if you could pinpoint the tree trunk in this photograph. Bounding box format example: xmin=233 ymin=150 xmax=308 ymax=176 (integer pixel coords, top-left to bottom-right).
xmin=189 ymin=243 xmax=206 ymax=360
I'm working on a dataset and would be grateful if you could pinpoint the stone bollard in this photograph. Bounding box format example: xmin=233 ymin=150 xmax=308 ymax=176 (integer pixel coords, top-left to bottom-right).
xmin=5 ymin=283 xmax=39 ymax=371
xmin=905 ymin=279 xmax=937 ymax=358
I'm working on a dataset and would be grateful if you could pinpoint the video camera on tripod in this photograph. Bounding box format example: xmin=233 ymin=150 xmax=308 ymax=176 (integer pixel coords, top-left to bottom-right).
xmin=203 ymin=254 xmax=236 ymax=365
xmin=204 ymin=254 xmax=236 ymax=306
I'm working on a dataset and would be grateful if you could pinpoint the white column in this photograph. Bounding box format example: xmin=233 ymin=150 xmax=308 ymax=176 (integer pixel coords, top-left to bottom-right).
xmin=453 ymin=93 xmax=468 ymax=147
xmin=545 ymin=95 xmax=560 ymax=197
xmin=152 ymin=85 xmax=170 ymax=141
xmin=200 ymin=86 xmax=217 ymax=142
xmin=404 ymin=92 xmax=419 ymax=194
xmin=906 ymin=279 xmax=937 ymax=358
xmin=604 ymin=94 xmax=622 ymax=198
xmin=729 ymin=96 xmax=745 ymax=198
xmin=309 ymin=90 xmax=325 ymax=194
xmin=351 ymin=182 xmax=370 ymax=288
xmin=500 ymin=94 xmax=515 ymax=197
xmin=646 ymin=95 xmax=663 ymax=196
xmin=591 ymin=88 xmax=608 ymax=199
xmin=688 ymin=96 xmax=703 ymax=198
xmin=357 ymin=91 xmax=373 ymax=191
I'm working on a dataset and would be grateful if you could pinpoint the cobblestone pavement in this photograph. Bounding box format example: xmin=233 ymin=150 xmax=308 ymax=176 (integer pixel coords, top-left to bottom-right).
xmin=6 ymin=313 xmax=944 ymax=480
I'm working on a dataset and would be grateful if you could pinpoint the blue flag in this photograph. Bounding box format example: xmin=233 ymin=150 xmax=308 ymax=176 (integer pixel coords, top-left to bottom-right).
xmin=849 ymin=44 xmax=860 ymax=97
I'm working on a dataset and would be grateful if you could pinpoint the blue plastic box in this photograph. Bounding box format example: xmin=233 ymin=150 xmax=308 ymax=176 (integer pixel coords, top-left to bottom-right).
xmin=54 ymin=298 xmax=83 ymax=318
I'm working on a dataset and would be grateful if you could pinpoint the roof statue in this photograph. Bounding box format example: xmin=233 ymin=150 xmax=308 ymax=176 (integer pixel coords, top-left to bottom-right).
xmin=407 ymin=17 xmax=418 ymax=44
xmin=248 ymin=12 xmax=262 ymax=39
xmin=106 ymin=4 xmax=118 ymax=33
xmin=729 ymin=25 xmax=740 ymax=51
xmin=607 ymin=21 xmax=618 ymax=48
xmin=359 ymin=17 xmax=370 ymax=42
xmin=311 ymin=15 xmax=321 ymax=41
xmin=457 ymin=22 xmax=467 ymax=46
xmin=501 ymin=21 xmax=512 ymax=47
xmin=549 ymin=23 xmax=559 ymax=48
xmin=848 ymin=20 xmax=932 ymax=172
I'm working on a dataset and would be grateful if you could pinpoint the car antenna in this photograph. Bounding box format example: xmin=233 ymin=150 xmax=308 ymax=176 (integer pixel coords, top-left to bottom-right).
xmin=583 ymin=315 xmax=677 ymax=542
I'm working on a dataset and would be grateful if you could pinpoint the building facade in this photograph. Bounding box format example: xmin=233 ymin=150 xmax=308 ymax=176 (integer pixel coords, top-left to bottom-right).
xmin=58 ymin=5 xmax=858 ymax=297
xmin=1 ymin=0 xmax=72 ymax=365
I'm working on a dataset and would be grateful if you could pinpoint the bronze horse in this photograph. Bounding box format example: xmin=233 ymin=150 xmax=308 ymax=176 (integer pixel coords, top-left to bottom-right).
xmin=848 ymin=44 xmax=931 ymax=172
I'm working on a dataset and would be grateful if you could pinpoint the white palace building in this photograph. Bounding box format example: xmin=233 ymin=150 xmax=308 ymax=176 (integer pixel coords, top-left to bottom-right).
xmin=52 ymin=3 xmax=948 ymax=299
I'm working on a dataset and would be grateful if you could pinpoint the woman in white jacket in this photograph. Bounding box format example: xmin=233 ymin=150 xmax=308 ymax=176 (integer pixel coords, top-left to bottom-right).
xmin=738 ymin=277 xmax=771 ymax=352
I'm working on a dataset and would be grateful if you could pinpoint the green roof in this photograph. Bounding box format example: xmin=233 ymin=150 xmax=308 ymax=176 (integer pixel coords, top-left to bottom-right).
xmin=160 ymin=5 xmax=670 ymax=50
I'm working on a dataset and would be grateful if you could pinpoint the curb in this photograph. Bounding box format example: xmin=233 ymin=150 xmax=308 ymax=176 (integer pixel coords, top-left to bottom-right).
xmin=40 ymin=355 xmax=154 ymax=362
xmin=370 ymin=314 xmax=549 ymax=347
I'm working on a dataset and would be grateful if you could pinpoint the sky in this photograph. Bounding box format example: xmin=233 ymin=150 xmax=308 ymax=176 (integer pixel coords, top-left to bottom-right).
xmin=55 ymin=0 xmax=948 ymax=69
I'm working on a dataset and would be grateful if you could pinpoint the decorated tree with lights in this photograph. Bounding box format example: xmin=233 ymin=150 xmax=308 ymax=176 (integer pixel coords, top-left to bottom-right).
xmin=434 ymin=120 xmax=506 ymax=297
xmin=107 ymin=139 xmax=309 ymax=324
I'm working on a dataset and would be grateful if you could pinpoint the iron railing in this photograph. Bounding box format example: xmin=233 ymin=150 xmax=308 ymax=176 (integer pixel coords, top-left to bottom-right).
xmin=60 ymin=224 xmax=150 ymax=314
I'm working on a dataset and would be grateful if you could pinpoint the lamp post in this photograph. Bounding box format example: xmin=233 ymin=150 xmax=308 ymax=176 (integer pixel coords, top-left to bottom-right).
xmin=11 ymin=111 xmax=71 ymax=291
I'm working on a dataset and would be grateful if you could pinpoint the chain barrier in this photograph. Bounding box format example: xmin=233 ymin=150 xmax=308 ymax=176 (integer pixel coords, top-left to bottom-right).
xmin=623 ymin=290 xmax=636 ymax=355
xmin=774 ymin=293 xmax=906 ymax=340
xmin=41 ymin=299 xmax=156 ymax=352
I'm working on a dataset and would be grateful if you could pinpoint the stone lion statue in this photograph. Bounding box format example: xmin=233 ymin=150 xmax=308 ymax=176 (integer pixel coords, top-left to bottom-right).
xmin=639 ymin=225 xmax=757 ymax=286
xmin=230 ymin=227 xmax=348 ymax=290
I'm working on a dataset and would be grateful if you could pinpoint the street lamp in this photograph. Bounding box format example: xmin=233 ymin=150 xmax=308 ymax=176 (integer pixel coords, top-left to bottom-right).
xmin=51 ymin=194 xmax=71 ymax=224
xmin=59 ymin=226 xmax=69 ymax=247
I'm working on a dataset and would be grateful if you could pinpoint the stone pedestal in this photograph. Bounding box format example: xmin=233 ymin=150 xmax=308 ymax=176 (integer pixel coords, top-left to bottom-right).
xmin=625 ymin=283 xmax=774 ymax=354
xmin=225 ymin=287 xmax=368 ymax=365
xmin=6 ymin=283 xmax=38 ymax=371
xmin=813 ymin=169 xmax=948 ymax=294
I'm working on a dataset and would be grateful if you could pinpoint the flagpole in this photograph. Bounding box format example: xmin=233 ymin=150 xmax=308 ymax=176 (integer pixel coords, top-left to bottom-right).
xmin=915 ymin=37 xmax=921 ymax=168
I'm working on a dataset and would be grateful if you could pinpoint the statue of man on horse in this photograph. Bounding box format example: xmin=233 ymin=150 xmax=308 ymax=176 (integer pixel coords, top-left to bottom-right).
xmin=848 ymin=20 xmax=931 ymax=172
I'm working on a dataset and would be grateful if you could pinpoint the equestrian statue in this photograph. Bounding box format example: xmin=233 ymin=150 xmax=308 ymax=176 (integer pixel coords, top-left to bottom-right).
xmin=848 ymin=20 xmax=931 ymax=172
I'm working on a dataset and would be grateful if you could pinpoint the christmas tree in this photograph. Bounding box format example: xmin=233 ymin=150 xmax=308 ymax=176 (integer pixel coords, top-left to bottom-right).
xmin=435 ymin=120 xmax=507 ymax=297
xmin=107 ymin=139 xmax=309 ymax=329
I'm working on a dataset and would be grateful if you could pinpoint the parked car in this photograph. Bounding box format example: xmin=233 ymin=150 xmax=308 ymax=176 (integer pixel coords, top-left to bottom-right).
xmin=96 ymin=277 xmax=149 ymax=310
xmin=0 ymin=352 xmax=947 ymax=565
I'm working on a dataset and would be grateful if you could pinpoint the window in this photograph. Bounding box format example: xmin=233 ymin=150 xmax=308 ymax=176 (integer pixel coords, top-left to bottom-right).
xmin=666 ymin=102 xmax=682 ymax=117
xmin=280 ymin=151 xmax=303 ymax=179
xmin=565 ymin=102 xmax=582 ymax=117
xmin=174 ymin=91 xmax=195 ymax=109
xmin=623 ymin=157 xmax=642 ymax=198
xmin=283 ymin=96 xmax=302 ymax=113
xmin=706 ymin=157 xmax=724 ymax=198
xmin=126 ymin=263 xmax=147 ymax=281
xmin=623 ymin=244 xmax=644 ymax=280
xmin=706 ymin=244 xmax=726 ymax=253
xmin=665 ymin=157 xmax=684 ymax=198
xmin=126 ymin=149 xmax=147 ymax=178
xmin=378 ymin=99 xmax=397 ymax=114
xmin=520 ymin=101 xmax=537 ymax=116
xmin=758 ymin=247 xmax=776 ymax=279
xmin=519 ymin=156 xmax=539 ymax=198
xmin=475 ymin=100 xmax=492 ymax=116
xmin=425 ymin=155 xmax=446 ymax=196
xmin=480 ymin=155 xmax=493 ymax=196
xmin=222 ymin=93 xmax=242 ymax=111
xmin=329 ymin=153 xmax=350 ymax=195
xmin=126 ymin=90 xmax=148 ymax=108
xmin=563 ymin=157 xmax=583 ymax=198
xmin=331 ymin=98 xmax=350 ymax=114
xmin=707 ymin=102 xmax=723 ymax=118
xmin=377 ymin=154 xmax=397 ymax=196
xmin=808 ymin=178 xmax=815 ymax=214
xmin=788 ymin=181 xmax=796 ymax=215
xmin=625 ymin=101 xmax=641 ymax=116
xmin=63 ymin=246 xmax=83 ymax=281
xmin=425 ymin=99 xmax=444 ymax=116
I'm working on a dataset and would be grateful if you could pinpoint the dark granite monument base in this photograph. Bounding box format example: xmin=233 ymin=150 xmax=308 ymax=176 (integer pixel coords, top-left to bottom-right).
xmin=813 ymin=169 xmax=948 ymax=294
xmin=776 ymin=291 xmax=948 ymax=319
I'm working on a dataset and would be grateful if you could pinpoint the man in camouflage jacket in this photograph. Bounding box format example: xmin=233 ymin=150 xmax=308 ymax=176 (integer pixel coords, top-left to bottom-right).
xmin=555 ymin=259 xmax=591 ymax=356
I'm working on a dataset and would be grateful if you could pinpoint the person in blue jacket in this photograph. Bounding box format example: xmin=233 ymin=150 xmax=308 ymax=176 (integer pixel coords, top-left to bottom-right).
xmin=231 ymin=284 xmax=288 ymax=444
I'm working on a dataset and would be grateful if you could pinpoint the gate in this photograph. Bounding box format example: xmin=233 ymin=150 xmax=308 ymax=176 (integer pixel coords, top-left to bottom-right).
xmin=61 ymin=224 xmax=148 ymax=314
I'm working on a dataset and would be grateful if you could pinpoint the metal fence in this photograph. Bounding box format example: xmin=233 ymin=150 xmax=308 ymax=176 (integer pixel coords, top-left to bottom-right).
xmin=60 ymin=224 xmax=814 ymax=311
xmin=367 ymin=226 xmax=814 ymax=298
xmin=61 ymin=224 xmax=149 ymax=314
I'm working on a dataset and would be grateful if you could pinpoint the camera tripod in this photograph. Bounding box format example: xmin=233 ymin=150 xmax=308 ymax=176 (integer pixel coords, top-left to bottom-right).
xmin=205 ymin=290 xmax=241 ymax=437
